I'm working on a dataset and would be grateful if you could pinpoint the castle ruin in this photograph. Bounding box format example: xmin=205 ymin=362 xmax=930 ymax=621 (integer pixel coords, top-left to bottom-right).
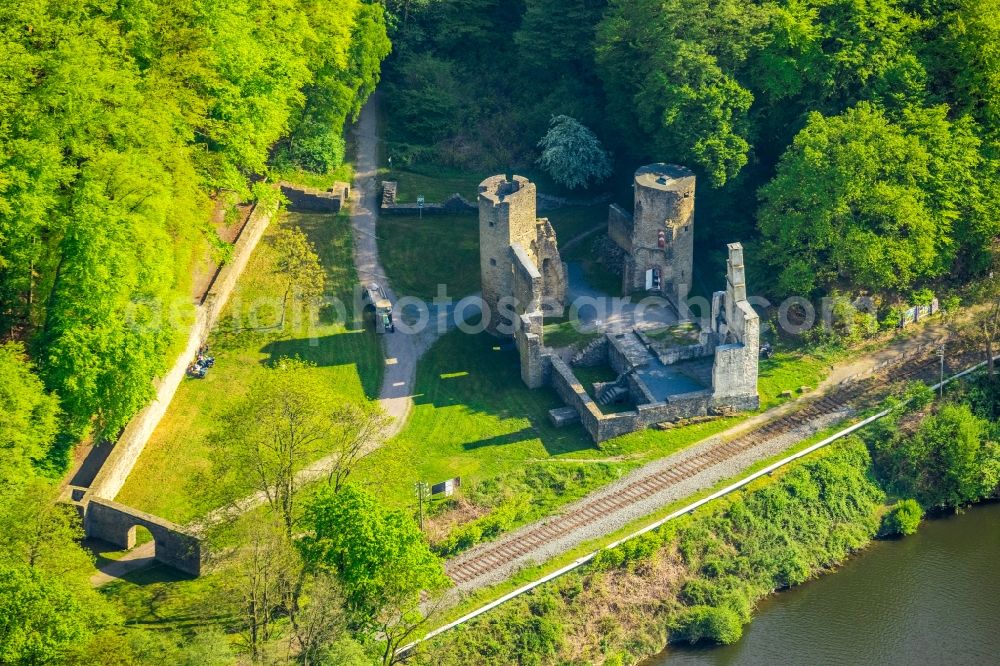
xmin=479 ymin=174 xmax=568 ymax=388
xmin=608 ymin=164 xmax=695 ymax=306
xmin=478 ymin=168 xmax=759 ymax=443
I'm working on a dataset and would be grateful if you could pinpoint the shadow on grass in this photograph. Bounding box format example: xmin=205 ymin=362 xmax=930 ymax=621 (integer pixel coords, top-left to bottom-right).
xmin=410 ymin=328 xmax=597 ymax=458
xmin=463 ymin=426 xmax=540 ymax=450
xmin=259 ymin=332 xmax=381 ymax=399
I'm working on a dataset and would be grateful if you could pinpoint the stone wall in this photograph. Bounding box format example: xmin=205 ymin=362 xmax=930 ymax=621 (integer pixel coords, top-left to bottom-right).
xmin=381 ymin=193 xmax=476 ymax=215
xmin=85 ymin=498 xmax=205 ymax=576
xmin=512 ymin=243 xmax=543 ymax=315
xmin=550 ymin=357 xmax=606 ymax=438
xmin=637 ymin=329 xmax=715 ymax=365
xmin=533 ymin=219 xmax=568 ymax=311
xmin=709 ymin=243 xmax=759 ymax=404
xmin=571 ymin=337 xmax=609 ymax=367
xmin=83 ymin=200 xmax=275 ymax=504
xmin=607 ymin=204 xmax=633 ymax=255
xmin=279 ymin=182 xmax=348 ymax=213
xmin=606 ymin=333 xmax=634 ymax=375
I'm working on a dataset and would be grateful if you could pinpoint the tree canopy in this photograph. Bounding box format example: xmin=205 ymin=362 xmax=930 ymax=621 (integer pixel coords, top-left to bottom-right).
xmin=756 ymin=103 xmax=992 ymax=296
xmin=0 ymin=0 xmax=388 ymax=455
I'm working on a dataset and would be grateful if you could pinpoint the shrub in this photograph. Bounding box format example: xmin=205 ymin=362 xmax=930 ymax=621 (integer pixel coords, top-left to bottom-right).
xmin=881 ymin=499 xmax=923 ymax=536
xmin=670 ymin=605 xmax=743 ymax=645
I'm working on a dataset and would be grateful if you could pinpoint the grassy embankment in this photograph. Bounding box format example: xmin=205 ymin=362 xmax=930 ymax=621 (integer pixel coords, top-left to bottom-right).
xmin=115 ymin=209 xmax=382 ymax=524
xmin=413 ymin=438 xmax=886 ymax=665
xmin=411 ymin=378 xmax=1000 ymax=664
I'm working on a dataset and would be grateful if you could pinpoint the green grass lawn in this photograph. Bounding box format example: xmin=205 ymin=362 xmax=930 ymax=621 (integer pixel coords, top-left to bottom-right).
xmin=757 ymin=350 xmax=835 ymax=410
xmin=378 ymin=213 xmax=480 ymax=300
xmin=542 ymin=316 xmax=602 ymax=349
xmin=646 ymin=322 xmax=701 ymax=346
xmin=270 ymin=161 xmax=354 ymax=191
xmin=115 ymin=210 xmax=382 ymax=524
xmin=543 ymin=204 xmax=607 ymax=242
xmin=347 ymin=328 xmax=839 ymax=528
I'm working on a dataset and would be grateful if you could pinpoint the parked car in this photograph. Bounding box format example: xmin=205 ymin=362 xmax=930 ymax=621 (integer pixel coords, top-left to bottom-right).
xmin=362 ymin=282 xmax=395 ymax=334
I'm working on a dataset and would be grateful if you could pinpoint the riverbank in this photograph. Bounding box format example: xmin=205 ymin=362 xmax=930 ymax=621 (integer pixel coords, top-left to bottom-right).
xmin=657 ymin=500 xmax=1000 ymax=665
xmin=410 ymin=376 xmax=1000 ymax=665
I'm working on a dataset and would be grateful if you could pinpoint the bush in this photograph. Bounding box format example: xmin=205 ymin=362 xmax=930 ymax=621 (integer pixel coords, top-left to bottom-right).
xmin=881 ymin=499 xmax=923 ymax=536
xmin=670 ymin=605 xmax=743 ymax=645
xmin=873 ymin=403 xmax=998 ymax=508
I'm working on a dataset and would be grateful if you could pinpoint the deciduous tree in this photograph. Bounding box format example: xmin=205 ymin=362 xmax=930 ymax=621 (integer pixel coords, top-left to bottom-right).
xmin=300 ymin=485 xmax=450 ymax=665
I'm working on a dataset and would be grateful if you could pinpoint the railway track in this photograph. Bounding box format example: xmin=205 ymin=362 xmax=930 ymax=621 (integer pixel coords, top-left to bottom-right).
xmin=445 ymin=347 xmax=967 ymax=587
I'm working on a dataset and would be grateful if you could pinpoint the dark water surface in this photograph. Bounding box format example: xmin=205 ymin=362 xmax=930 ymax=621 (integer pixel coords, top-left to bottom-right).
xmin=651 ymin=502 xmax=1000 ymax=666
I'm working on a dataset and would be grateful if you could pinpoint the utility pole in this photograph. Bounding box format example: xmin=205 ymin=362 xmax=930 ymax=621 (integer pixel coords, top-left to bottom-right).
xmin=415 ymin=481 xmax=428 ymax=530
xmin=938 ymin=343 xmax=946 ymax=399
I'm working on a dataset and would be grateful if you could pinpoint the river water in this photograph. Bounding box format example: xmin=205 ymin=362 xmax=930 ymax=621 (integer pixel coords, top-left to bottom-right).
xmin=652 ymin=502 xmax=1000 ymax=665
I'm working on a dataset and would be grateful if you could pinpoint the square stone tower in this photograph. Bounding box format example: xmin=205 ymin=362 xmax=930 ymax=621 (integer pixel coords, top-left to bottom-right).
xmin=608 ymin=164 xmax=695 ymax=306
xmin=479 ymin=174 xmax=567 ymax=337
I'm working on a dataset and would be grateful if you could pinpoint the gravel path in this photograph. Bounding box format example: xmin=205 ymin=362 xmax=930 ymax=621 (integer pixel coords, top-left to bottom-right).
xmin=445 ymin=404 xmax=851 ymax=592
xmin=349 ymin=93 xmax=438 ymax=436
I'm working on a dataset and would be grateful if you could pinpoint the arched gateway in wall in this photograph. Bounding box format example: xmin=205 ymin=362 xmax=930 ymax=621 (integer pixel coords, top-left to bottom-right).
xmin=84 ymin=498 xmax=205 ymax=576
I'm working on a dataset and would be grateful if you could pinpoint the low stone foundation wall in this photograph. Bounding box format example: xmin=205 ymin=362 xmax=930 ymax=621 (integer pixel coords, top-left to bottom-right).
xmin=85 ymin=498 xmax=205 ymax=576
xmin=551 ymin=353 xmax=759 ymax=442
xmin=571 ymin=337 xmax=608 ymax=367
xmin=550 ymin=357 xmax=605 ymax=438
xmin=380 ymin=193 xmax=476 ymax=215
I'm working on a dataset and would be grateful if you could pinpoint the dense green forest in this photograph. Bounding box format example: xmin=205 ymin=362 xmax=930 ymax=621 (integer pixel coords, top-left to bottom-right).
xmin=382 ymin=0 xmax=999 ymax=297
xmin=0 ymin=0 xmax=389 ymax=464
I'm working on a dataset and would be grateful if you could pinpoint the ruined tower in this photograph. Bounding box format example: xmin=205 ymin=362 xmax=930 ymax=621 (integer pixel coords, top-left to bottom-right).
xmin=607 ymin=164 xmax=695 ymax=307
xmin=710 ymin=243 xmax=759 ymax=407
xmin=478 ymin=174 xmax=567 ymax=338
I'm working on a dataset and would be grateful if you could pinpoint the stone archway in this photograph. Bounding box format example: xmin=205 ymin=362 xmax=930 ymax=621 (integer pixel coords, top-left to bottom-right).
xmin=84 ymin=498 xmax=205 ymax=576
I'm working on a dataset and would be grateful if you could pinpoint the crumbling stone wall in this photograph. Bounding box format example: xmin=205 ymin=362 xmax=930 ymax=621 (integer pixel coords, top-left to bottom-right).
xmin=279 ymin=182 xmax=349 ymax=212
xmin=552 ymin=240 xmax=760 ymax=443
xmin=710 ymin=243 xmax=759 ymax=405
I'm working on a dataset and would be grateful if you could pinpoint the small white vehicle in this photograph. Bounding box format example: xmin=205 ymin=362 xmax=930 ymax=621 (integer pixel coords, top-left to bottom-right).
xmin=362 ymin=282 xmax=395 ymax=334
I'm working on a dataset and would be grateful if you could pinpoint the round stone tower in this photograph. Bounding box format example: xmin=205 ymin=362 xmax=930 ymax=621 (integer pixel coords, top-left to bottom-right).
xmin=479 ymin=175 xmax=538 ymax=336
xmin=627 ymin=164 xmax=695 ymax=305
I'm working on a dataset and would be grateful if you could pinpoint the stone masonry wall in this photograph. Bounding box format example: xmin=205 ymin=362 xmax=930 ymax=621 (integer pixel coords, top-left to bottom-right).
xmin=84 ymin=200 xmax=275 ymax=504
xmin=607 ymin=204 xmax=633 ymax=255
xmin=85 ymin=498 xmax=205 ymax=576
xmin=279 ymin=182 xmax=348 ymax=213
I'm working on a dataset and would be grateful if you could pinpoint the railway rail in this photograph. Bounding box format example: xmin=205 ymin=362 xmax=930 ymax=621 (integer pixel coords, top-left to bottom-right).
xmin=445 ymin=344 xmax=967 ymax=587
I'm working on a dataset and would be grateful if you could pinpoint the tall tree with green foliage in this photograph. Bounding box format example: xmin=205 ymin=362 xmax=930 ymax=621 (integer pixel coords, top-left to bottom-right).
xmin=757 ymin=103 xmax=989 ymax=296
xmin=596 ymin=0 xmax=768 ymax=186
xmin=1 ymin=0 xmax=389 ymax=458
xmin=0 ymin=343 xmax=59 ymax=484
xmin=210 ymin=358 xmax=354 ymax=537
xmin=300 ymin=485 xmax=449 ymax=664
xmin=537 ymin=115 xmax=612 ymax=190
